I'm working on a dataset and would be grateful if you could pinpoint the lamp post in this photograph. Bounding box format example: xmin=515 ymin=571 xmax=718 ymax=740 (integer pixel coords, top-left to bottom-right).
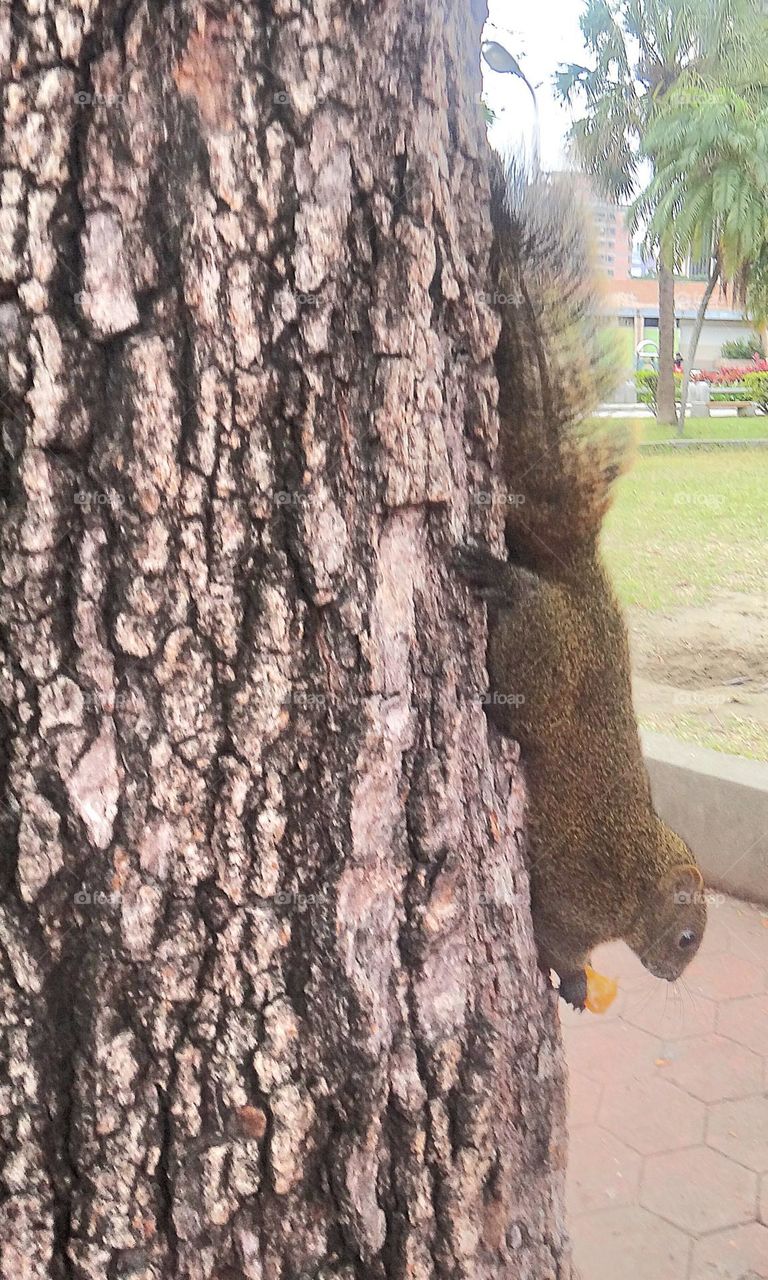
xmin=481 ymin=41 xmax=540 ymax=169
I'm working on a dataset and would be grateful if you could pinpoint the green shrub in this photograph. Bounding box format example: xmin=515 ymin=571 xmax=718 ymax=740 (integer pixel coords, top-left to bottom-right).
xmin=634 ymin=370 xmax=657 ymax=405
xmin=634 ymin=369 xmax=682 ymax=408
xmin=743 ymin=371 xmax=768 ymax=412
xmin=711 ymin=388 xmax=751 ymax=402
xmin=720 ymin=336 xmax=762 ymax=360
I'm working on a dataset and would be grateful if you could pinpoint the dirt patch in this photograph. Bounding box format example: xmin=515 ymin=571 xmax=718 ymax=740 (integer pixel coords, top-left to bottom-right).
xmin=628 ymin=593 xmax=768 ymax=755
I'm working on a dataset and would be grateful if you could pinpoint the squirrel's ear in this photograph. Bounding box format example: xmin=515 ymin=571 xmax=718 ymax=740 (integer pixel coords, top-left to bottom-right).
xmin=661 ymin=864 xmax=704 ymax=901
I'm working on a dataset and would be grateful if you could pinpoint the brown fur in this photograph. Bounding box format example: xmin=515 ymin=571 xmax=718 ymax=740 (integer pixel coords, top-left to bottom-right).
xmin=458 ymin=163 xmax=707 ymax=1005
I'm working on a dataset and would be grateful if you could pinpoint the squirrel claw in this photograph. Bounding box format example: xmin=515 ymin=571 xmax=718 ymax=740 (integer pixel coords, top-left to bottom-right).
xmin=451 ymin=544 xmax=536 ymax=605
xmin=558 ymin=969 xmax=588 ymax=1011
xmin=450 ymin=543 xmax=506 ymax=585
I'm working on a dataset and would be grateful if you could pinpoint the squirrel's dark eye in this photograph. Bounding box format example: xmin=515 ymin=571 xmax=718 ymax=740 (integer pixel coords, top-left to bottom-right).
xmin=678 ymin=929 xmax=697 ymax=950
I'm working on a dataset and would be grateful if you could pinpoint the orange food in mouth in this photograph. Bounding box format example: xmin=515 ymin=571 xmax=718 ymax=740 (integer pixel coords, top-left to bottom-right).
xmin=584 ymin=965 xmax=618 ymax=1014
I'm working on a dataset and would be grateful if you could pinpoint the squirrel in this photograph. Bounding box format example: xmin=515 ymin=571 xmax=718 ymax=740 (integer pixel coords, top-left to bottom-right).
xmin=455 ymin=161 xmax=707 ymax=1010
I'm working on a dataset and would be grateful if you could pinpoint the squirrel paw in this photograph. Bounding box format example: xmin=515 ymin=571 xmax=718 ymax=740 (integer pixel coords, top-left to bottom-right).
xmin=451 ymin=544 xmax=537 ymax=605
xmin=558 ymin=969 xmax=588 ymax=1011
xmin=451 ymin=543 xmax=506 ymax=582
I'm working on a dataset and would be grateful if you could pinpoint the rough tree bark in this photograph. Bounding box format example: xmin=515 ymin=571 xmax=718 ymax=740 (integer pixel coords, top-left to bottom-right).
xmin=0 ymin=2 xmax=572 ymax=1278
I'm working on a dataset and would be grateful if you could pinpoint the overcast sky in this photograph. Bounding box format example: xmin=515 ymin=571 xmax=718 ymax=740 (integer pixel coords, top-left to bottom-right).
xmin=483 ymin=0 xmax=589 ymax=170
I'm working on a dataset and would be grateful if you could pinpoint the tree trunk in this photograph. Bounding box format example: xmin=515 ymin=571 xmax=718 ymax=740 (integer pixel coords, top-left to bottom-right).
xmin=0 ymin=4 xmax=572 ymax=1279
xmin=680 ymin=262 xmax=721 ymax=426
xmin=657 ymin=250 xmax=678 ymax=428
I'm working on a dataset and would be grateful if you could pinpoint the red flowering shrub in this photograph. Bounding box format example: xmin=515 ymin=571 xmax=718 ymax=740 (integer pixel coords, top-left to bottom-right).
xmin=690 ymin=356 xmax=768 ymax=384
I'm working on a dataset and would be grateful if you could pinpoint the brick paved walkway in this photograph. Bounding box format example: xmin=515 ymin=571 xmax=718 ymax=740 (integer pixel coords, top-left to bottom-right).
xmin=562 ymin=894 xmax=768 ymax=1280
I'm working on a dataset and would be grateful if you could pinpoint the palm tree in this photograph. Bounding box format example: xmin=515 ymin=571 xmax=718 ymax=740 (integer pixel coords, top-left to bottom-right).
xmin=556 ymin=0 xmax=768 ymax=426
xmin=633 ymin=84 xmax=768 ymax=425
xmin=746 ymin=244 xmax=768 ymax=356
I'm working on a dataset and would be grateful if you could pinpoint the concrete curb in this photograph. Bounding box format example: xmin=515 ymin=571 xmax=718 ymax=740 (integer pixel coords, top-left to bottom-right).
xmin=641 ymin=730 xmax=768 ymax=906
xmin=638 ymin=438 xmax=768 ymax=452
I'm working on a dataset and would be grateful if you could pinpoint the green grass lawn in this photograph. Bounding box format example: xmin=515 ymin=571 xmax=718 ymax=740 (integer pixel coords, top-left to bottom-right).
xmin=601 ymin=446 xmax=768 ymax=761
xmin=592 ymin=415 xmax=768 ymax=444
xmin=602 ymin=448 xmax=768 ymax=610
xmin=639 ymin=713 xmax=768 ymax=762
xmin=642 ymin=416 xmax=768 ymax=443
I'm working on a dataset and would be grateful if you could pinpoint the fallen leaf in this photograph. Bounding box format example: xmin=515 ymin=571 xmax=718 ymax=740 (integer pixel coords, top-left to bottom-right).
xmin=584 ymin=965 xmax=618 ymax=1014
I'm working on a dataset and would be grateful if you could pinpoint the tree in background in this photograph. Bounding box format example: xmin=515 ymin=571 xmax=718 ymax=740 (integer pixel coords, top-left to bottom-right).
xmin=634 ymin=84 xmax=768 ymax=426
xmin=746 ymin=244 xmax=768 ymax=356
xmin=556 ymin=0 xmax=768 ymax=427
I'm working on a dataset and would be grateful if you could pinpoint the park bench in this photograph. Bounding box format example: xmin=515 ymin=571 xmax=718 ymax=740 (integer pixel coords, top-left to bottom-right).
xmin=691 ymin=383 xmax=758 ymax=417
xmin=709 ymin=398 xmax=757 ymax=416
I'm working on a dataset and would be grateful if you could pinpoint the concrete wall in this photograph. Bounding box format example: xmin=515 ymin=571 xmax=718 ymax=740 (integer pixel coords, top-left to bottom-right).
xmin=642 ymin=731 xmax=768 ymax=906
xmin=678 ymin=317 xmax=757 ymax=368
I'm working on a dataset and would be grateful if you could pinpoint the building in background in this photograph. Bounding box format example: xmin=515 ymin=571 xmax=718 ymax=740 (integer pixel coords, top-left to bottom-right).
xmin=631 ymin=241 xmax=656 ymax=278
xmin=601 ymin=277 xmax=753 ymax=369
xmin=553 ymin=170 xmax=752 ymax=370
xmin=587 ymin=192 xmax=633 ymax=279
xmin=683 ymin=247 xmax=712 ymax=281
xmin=553 ymin=172 xmax=633 ymax=278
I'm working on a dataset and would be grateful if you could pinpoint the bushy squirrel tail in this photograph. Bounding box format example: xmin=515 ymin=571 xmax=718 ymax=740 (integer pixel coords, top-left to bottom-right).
xmin=488 ymin=158 xmax=633 ymax=575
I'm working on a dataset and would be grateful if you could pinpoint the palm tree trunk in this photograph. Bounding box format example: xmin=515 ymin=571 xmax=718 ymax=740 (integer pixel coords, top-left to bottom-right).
xmin=657 ymin=250 xmax=678 ymax=427
xmin=680 ymin=262 xmax=721 ymax=427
